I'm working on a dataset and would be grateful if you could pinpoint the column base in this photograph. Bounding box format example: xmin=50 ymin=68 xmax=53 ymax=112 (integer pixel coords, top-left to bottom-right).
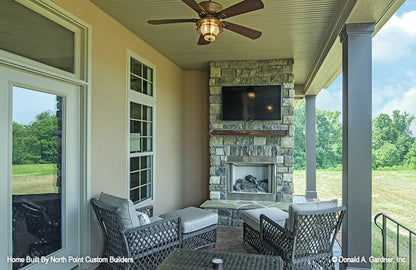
xmin=305 ymin=190 xmax=317 ymax=199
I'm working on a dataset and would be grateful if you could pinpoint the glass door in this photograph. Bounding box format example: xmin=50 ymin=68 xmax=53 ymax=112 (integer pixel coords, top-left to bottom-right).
xmin=0 ymin=66 xmax=80 ymax=270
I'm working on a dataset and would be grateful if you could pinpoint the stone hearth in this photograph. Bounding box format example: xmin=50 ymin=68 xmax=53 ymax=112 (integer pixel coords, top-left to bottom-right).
xmin=203 ymin=59 xmax=295 ymax=227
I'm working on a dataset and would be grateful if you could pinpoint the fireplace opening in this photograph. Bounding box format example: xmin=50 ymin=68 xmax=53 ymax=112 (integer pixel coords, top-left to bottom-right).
xmin=226 ymin=156 xmax=276 ymax=201
xmin=233 ymin=175 xmax=268 ymax=192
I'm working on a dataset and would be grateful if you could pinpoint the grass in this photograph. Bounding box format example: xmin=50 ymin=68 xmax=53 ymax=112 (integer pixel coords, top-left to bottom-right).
xmin=12 ymin=163 xmax=58 ymax=195
xmin=293 ymin=169 xmax=416 ymax=269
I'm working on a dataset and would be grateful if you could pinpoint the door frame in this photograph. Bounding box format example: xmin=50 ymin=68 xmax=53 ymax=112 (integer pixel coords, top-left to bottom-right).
xmin=0 ymin=0 xmax=92 ymax=269
xmin=1 ymin=68 xmax=80 ymax=270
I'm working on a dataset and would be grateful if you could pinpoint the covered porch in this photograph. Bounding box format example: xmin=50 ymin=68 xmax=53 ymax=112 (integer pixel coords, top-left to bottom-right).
xmin=0 ymin=0 xmax=408 ymax=269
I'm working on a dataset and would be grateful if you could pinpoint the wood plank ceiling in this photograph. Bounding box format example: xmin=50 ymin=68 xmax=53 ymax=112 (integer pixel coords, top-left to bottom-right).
xmin=89 ymin=0 xmax=404 ymax=97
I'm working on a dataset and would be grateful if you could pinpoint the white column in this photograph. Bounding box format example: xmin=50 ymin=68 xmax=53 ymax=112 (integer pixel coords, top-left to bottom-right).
xmin=340 ymin=23 xmax=374 ymax=269
xmin=305 ymin=95 xmax=317 ymax=198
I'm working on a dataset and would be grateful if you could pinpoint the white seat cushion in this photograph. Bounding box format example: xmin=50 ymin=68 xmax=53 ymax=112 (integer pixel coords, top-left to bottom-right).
xmin=286 ymin=199 xmax=338 ymax=232
xmin=160 ymin=207 xmax=218 ymax=234
xmin=242 ymin=207 xmax=288 ymax=232
xmin=99 ymin=192 xmax=140 ymax=229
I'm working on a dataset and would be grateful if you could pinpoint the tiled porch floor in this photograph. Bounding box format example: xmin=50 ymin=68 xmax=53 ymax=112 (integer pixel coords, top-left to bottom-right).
xmin=202 ymin=226 xmax=342 ymax=269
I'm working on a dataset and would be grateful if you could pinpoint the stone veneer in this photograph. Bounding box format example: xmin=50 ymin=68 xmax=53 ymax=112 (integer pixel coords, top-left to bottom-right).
xmin=206 ymin=59 xmax=295 ymax=226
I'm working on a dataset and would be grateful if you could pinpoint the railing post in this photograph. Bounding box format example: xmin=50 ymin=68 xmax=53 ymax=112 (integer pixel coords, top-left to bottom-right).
xmin=382 ymin=215 xmax=386 ymax=270
xmin=397 ymin=224 xmax=400 ymax=270
xmin=409 ymin=233 xmax=412 ymax=270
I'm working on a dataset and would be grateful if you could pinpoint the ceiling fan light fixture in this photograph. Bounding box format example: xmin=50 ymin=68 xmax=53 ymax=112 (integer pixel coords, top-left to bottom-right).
xmin=197 ymin=18 xmax=223 ymax=42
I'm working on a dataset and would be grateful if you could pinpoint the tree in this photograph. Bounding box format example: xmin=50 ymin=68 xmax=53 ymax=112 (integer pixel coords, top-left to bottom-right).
xmin=12 ymin=111 xmax=58 ymax=165
xmin=294 ymin=101 xmax=342 ymax=169
xmin=294 ymin=103 xmax=415 ymax=170
xmin=294 ymin=101 xmax=306 ymax=169
xmin=373 ymin=142 xmax=401 ymax=168
xmin=404 ymin=140 xmax=416 ymax=168
xmin=315 ymin=109 xmax=342 ymax=169
xmin=372 ymin=110 xmax=415 ymax=167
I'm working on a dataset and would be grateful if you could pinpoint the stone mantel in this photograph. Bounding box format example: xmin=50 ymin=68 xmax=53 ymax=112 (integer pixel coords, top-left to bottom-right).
xmin=211 ymin=130 xmax=288 ymax=136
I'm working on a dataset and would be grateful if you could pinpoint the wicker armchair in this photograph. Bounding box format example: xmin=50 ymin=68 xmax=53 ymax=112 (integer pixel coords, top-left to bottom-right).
xmin=91 ymin=198 xmax=181 ymax=270
xmin=260 ymin=206 xmax=346 ymax=270
xmin=21 ymin=199 xmax=61 ymax=257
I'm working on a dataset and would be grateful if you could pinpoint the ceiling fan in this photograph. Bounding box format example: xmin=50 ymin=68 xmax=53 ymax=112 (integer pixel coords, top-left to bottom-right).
xmin=148 ymin=0 xmax=264 ymax=45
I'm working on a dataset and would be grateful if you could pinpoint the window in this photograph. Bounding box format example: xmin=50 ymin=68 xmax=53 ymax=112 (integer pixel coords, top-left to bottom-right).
xmin=130 ymin=57 xmax=154 ymax=96
xmin=0 ymin=0 xmax=75 ymax=73
xmin=128 ymin=54 xmax=155 ymax=204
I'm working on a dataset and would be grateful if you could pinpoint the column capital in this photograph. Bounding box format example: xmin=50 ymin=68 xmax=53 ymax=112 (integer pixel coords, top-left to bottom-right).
xmin=305 ymin=95 xmax=316 ymax=100
xmin=339 ymin=23 xmax=375 ymax=43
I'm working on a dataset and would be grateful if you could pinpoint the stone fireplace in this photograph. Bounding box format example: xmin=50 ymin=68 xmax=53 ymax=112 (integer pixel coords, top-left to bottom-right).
xmin=201 ymin=59 xmax=295 ymax=227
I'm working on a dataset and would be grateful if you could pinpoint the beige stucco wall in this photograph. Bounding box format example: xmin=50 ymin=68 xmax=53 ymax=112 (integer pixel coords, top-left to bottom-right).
xmin=181 ymin=71 xmax=210 ymax=206
xmin=53 ymin=0 xmax=209 ymax=263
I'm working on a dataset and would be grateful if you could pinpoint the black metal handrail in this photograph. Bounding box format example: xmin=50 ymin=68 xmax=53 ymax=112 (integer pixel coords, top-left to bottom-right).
xmin=374 ymin=213 xmax=416 ymax=270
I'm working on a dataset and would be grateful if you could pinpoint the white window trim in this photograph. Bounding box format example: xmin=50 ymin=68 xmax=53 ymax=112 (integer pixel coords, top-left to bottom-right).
xmin=0 ymin=0 xmax=91 ymax=83
xmin=0 ymin=1 xmax=92 ymax=269
xmin=127 ymin=50 xmax=156 ymax=206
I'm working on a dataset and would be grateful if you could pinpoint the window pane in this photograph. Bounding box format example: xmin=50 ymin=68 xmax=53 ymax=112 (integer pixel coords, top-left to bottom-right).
xmin=130 ymin=58 xmax=142 ymax=77
xmin=130 ymin=172 xmax=140 ymax=188
xmin=0 ymin=0 xmax=75 ymax=73
xmin=130 ymin=120 xmax=141 ymax=134
xmin=143 ymin=66 xmax=148 ymax=80
xmin=130 ymin=75 xmax=142 ymax=93
xmin=147 ymin=123 xmax=152 ymax=137
xmin=143 ymin=122 xmax=148 ymax=136
xmin=147 ymin=184 xmax=152 ymax=199
xmin=147 ymin=106 xmax=152 ymax=121
xmin=12 ymin=87 xmax=63 ymax=268
xmin=130 ymin=188 xmax=139 ymax=203
xmin=140 ymin=171 xmax=147 ymax=186
xmin=130 ymin=103 xmax=141 ymax=120
xmin=145 ymin=138 xmax=152 ymax=152
xmin=130 ymin=157 xmax=140 ymax=172
xmin=141 ymin=156 xmax=148 ymax=169
xmin=148 ymin=83 xmax=153 ymax=96
xmin=147 ymin=68 xmax=153 ymax=82
xmin=143 ymin=105 xmax=152 ymax=121
xmin=147 ymin=170 xmax=152 ymax=184
xmin=140 ymin=187 xmax=147 ymax=201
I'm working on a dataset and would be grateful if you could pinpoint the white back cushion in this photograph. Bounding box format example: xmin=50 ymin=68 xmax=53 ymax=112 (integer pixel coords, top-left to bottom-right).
xmin=137 ymin=211 xmax=151 ymax=226
xmin=286 ymin=199 xmax=338 ymax=232
xmin=99 ymin=192 xmax=140 ymax=229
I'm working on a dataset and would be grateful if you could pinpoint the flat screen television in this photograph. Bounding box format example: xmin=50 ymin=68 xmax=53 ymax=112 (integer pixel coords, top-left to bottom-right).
xmin=222 ymin=85 xmax=281 ymax=121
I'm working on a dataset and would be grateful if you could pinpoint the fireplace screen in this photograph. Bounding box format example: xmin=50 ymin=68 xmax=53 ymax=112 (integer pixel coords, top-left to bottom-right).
xmin=231 ymin=164 xmax=271 ymax=193
xmin=226 ymin=156 xmax=276 ymax=201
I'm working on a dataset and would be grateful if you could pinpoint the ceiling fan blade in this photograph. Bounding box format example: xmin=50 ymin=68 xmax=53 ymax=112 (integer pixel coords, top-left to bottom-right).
xmin=182 ymin=0 xmax=208 ymax=16
xmin=198 ymin=35 xmax=210 ymax=45
xmin=223 ymin=21 xmax=262 ymax=39
xmin=218 ymin=0 xmax=264 ymax=19
xmin=148 ymin=19 xmax=198 ymax=25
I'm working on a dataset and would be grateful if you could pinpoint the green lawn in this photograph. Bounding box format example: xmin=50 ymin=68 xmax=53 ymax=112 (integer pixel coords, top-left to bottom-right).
xmin=293 ymin=169 xmax=416 ymax=269
xmin=12 ymin=163 xmax=58 ymax=195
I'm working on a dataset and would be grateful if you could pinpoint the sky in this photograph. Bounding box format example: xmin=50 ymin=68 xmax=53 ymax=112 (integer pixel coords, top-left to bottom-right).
xmin=13 ymin=87 xmax=57 ymax=125
xmin=317 ymin=1 xmax=416 ymax=133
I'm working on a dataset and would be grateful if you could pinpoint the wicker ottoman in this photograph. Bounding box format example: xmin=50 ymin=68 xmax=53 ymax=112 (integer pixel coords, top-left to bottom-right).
xmin=160 ymin=207 xmax=218 ymax=250
xmin=242 ymin=207 xmax=288 ymax=253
